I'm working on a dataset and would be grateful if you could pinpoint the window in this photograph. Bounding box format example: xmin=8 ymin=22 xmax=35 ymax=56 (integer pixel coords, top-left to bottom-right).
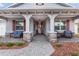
xmin=54 ymin=20 xmax=66 ymax=31
xmin=15 ymin=20 xmax=25 ymax=31
xmin=54 ymin=21 xmax=60 ymax=30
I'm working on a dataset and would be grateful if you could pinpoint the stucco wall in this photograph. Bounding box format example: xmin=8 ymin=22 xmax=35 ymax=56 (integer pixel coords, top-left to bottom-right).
xmin=6 ymin=20 xmax=13 ymax=33
xmin=0 ymin=19 xmax=6 ymax=36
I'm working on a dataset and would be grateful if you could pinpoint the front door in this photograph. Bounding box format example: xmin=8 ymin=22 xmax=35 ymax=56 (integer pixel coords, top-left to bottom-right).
xmin=34 ymin=21 xmax=45 ymax=35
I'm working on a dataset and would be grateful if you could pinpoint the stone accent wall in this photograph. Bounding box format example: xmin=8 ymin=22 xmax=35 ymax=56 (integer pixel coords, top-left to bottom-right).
xmin=5 ymin=33 xmax=11 ymax=37
xmin=48 ymin=33 xmax=57 ymax=42
xmin=73 ymin=34 xmax=79 ymax=38
xmin=23 ymin=33 xmax=32 ymax=42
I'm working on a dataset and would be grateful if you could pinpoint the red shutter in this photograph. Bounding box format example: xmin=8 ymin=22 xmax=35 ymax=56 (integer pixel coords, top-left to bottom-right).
xmin=12 ymin=20 xmax=16 ymax=31
xmin=24 ymin=20 xmax=26 ymax=31
xmin=66 ymin=19 xmax=70 ymax=31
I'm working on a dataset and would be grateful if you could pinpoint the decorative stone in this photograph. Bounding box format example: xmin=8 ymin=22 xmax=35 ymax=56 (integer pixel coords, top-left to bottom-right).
xmin=23 ymin=33 xmax=32 ymax=42
xmin=48 ymin=33 xmax=57 ymax=42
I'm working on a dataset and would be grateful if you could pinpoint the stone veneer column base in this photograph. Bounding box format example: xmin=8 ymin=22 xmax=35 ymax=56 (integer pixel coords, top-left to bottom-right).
xmin=48 ymin=33 xmax=57 ymax=42
xmin=23 ymin=33 xmax=32 ymax=42
xmin=5 ymin=33 xmax=11 ymax=37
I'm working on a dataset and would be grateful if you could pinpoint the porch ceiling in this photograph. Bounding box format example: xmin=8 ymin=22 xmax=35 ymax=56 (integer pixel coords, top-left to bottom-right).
xmin=31 ymin=15 xmax=48 ymax=21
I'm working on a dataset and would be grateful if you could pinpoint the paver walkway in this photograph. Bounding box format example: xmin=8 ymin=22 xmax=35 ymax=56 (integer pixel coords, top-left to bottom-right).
xmin=0 ymin=35 xmax=54 ymax=56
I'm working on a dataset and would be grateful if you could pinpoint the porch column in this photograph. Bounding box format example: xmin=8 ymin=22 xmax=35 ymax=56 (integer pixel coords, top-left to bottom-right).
xmin=48 ymin=14 xmax=58 ymax=42
xmin=23 ymin=15 xmax=32 ymax=42
xmin=74 ymin=18 xmax=79 ymax=34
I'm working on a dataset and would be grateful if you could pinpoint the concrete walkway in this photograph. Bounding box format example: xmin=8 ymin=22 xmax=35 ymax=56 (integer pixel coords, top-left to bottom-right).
xmin=0 ymin=35 xmax=54 ymax=56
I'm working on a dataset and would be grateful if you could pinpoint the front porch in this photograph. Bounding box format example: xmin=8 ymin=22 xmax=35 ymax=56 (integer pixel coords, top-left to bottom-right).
xmin=0 ymin=13 xmax=79 ymax=42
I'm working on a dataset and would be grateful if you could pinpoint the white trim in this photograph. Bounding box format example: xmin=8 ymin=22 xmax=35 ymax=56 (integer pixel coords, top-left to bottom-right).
xmin=6 ymin=3 xmax=18 ymax=8
xmin=65 ymin=3 xmax=75 ymax=8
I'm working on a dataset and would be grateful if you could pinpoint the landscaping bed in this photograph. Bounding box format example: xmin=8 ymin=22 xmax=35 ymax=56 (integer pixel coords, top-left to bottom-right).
xmin=51 ymin=42 xmax=79 ymax=56
xmin=0 ymin=42 xmax=29 ymax=49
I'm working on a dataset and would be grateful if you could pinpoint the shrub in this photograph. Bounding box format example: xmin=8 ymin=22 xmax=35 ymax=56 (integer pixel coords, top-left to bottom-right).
xmin=0 ymin=36 xmax=3 ymax=38
xmin=0 ymin=42 xmax=3 ymax=46
xmin=15 ymin=42 xmax=25 ymax=46
xmin=6 ymin=42 xmax=14 ymax=48
xmin=56 ymin=43 xmax=62 ymax=48
xmin=71 ymin=52 xmax=79 ymax=56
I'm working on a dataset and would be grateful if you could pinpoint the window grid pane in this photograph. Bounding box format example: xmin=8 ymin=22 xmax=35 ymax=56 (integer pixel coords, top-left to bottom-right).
xmin=16 ymin=26 xmax=23 ymax=30
xmin=54 ymin=20 xmax=66 ymax=31
xmin=15 ymin=21 xmax=24 ymax=31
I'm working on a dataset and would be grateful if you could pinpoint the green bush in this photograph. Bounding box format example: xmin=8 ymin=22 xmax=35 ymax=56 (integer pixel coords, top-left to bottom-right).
xmin=0 ymin=36 xmax=3 ymax=38
xmin=6 ymin=42 xmax=14 ymax=48
xmin=71 ymin=52 xmax=79 ymax=56
xmin=56 ymin=43 xmax=62 ymax=48
xmin=0 ymin=42 xmax=3 ymax=46
xmin=15 ymin=42 xmax=25 ymax=46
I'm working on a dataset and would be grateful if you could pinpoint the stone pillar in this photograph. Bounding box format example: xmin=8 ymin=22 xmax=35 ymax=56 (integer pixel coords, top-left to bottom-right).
xmin=23 ymin=15 xmax=32 ymax=42
xmin=48 ymin=14 xmax=58 ymax=42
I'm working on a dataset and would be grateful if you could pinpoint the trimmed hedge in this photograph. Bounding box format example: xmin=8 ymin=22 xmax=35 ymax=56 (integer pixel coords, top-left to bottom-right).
xmin=0 ymin=42 xmax=26 ymax=48
xmin=15 ymin=42 xmax=25 ymax=46
xmin=56 ymin=43 xmax=62 ymax=48
xmin=0 ymin=42 xmax=4 ymax=46
xmin=71 ymin=52 xmax=79 ymax=56
xmin=6 ymin=42 xmax=14 ymax=47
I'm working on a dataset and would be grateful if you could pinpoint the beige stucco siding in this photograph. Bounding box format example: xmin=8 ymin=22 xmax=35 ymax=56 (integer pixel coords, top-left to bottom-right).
xmin=6 ymin=20 xmax=13 ymax=33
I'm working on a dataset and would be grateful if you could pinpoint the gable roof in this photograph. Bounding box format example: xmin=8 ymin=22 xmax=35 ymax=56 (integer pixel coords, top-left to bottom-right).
xmin=7 ymin=3 xmax=73 ymax=9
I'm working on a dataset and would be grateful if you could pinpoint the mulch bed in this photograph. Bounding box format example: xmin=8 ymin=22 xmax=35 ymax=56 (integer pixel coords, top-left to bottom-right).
xmin=51 ymin=42 xmax=79 ymax=56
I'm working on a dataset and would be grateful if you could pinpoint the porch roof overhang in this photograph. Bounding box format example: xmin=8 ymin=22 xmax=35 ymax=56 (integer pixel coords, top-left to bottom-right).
xmin=0 ymin=14 xmax=78 ymax=20
xmin=1 ymin=7 xmax=79 ymax=10
xmin=0 ymin=14 xmax=23 ymax=20
xmin=0 ymin=8 xmax=79 ymax=19
xmin=0 ymin=8 xmax=79 ymax=16
xmin=0 ymin=8 xmax=79 ymax=13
